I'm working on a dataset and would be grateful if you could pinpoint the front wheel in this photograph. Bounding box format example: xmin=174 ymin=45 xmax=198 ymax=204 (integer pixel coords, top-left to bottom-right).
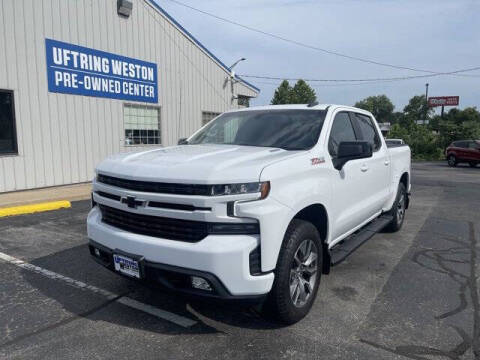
xmin=385 ymin=182 xmax=407 ymax=232
xmin=469 ymin=162 xmax=478 ymax=168
xmin=265 ymin=219 xmax=322 ymax=324
xmin=447 ymin=155 xmax=457 ymax=167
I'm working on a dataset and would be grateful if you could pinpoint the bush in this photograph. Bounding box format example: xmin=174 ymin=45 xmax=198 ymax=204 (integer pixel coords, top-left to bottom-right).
xmin=388 ymin=123 xmax=443 ymax=161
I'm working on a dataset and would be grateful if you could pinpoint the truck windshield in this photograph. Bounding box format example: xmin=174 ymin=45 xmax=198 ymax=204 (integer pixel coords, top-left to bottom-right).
xmin=188 ymin=110 xmax=326 ymax=150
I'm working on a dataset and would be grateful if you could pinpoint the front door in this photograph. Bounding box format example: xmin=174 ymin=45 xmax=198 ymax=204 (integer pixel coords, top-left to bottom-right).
xmin=328 ymin=111 xmax=372 ymax=241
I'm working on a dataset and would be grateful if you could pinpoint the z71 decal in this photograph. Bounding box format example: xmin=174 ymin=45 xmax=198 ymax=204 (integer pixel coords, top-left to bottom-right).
xmin=311 ymin=157 xmax=325 ymax=165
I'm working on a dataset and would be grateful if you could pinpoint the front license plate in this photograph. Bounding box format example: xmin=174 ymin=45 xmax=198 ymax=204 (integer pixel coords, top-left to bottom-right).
xmin=113 ymin=254 xmax=141 ymax=279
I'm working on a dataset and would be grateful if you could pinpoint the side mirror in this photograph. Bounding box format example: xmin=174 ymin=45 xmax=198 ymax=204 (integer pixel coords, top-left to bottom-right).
xmin=177 ymin=138 xmax=188 ymax=145
xmin=333 ymin=141 xmax=372 ymax=171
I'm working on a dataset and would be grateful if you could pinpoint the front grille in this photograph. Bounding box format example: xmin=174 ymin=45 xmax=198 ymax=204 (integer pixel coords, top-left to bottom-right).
xmin=97 ymin=174 xmax=211 ymax=196
xmin=99 ymin=205 xmax=208 ymax=242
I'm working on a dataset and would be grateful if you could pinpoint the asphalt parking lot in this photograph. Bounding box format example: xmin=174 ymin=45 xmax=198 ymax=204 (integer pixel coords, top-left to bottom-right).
xmin=1 ymin=161 xmax=479 ymax=359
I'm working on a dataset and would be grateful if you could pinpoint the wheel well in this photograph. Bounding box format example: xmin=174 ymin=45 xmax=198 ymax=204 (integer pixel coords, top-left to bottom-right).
xmin=400 ymin=172 xmax=409 ymax=189
xmin=293 ymin=204 xmax=328 ymax=241
xmin=292 ymin=204 xmax=330 ymax=274
xmin=399 ymin=172 xmax=409 ymax=209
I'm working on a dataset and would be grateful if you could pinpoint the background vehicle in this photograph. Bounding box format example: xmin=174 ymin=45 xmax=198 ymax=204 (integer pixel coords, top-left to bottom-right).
xmin=88 ymin=104 xmax=411 ymax=324
xmin=446 ymin=140 xmax=480 ymax=167
xmin=385 ymin=138 xmax=405 ymax=146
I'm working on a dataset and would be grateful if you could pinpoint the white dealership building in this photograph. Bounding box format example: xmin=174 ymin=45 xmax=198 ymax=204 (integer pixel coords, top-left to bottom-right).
xmin=0 ymin=0 xmax=259 ymax=193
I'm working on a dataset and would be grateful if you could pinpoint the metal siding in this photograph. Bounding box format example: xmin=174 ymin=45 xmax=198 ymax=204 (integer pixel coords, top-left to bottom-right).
xmin=0 ymin=0 xmax=257 ymax=192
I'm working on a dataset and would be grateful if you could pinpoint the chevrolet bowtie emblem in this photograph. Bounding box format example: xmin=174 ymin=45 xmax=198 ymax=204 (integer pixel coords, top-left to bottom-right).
xmin=121 ymin=196 xmax=145 ymax=209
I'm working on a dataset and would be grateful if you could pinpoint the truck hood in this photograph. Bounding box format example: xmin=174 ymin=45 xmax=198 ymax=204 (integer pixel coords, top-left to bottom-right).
xmin=96 ymin=144 xmax=302 ymax=184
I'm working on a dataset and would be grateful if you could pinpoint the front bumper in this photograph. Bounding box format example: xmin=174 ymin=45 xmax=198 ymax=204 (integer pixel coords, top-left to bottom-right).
xmin=87 ymin=207 xmax=274 ymax=297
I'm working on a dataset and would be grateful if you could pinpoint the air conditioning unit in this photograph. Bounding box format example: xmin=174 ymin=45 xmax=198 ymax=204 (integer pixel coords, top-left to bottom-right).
xmin=117 ymin=0 xmax=133 ymax=18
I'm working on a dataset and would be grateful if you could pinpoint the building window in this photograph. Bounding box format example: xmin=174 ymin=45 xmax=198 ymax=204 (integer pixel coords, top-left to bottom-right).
xmin=124 ymin=104 xmax=161 ymax=146
xmin=237 ymin=96 xmax=250 ymax=108
xmin=202 ymin=111 xmax=221 ymax=126
xmin=0 ymin=90 xmax=18 ymax=155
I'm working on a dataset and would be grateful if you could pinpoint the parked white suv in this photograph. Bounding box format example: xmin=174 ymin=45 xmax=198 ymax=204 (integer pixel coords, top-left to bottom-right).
xmin=88 ymin=104 xmax=411 ymax=324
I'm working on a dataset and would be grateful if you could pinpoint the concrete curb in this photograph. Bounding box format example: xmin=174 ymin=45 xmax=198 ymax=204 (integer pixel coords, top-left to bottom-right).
xmin=0 ymin=201 xmax=72 ymax=217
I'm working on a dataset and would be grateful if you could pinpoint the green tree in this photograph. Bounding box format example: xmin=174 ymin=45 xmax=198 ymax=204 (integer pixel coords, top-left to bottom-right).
xmin=389 ymin=123 xmax=443 ymax=160
xmin=403 ymin=95 xmax=433 ymax=121
xmin=390 ymin=111 xmax=405 ymax=125
xmin=290 ymin=80 xmax=317 ymax=104
xmin=271 ymin=80 xmax=292 ymax=105
xmin=433 ymin=107 xmax=480 ymax=148
xmin=354 ymin=95 xmax=394 ymax=123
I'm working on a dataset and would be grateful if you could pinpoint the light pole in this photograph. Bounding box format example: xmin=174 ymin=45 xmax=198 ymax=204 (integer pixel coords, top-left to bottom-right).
xmin=229 ymin=57 xmax=246 ymax=74
xmin=424 ymin=83 xmax=429 ymax=121
xmin=228 ymin=58 xmax=246 ymax=105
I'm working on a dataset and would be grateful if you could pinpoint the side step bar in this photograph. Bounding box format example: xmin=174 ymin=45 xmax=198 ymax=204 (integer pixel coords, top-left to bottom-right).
xmin=330 ymin=215 xmax=393 ymax=266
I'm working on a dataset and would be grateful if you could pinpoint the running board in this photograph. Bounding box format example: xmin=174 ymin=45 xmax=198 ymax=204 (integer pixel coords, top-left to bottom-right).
xmin=330 ymin=215 xmax=393 ymax=266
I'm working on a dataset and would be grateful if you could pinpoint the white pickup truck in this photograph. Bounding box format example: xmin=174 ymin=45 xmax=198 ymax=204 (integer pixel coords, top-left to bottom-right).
xmin=88 ymin=104 xmax=411 ymax=324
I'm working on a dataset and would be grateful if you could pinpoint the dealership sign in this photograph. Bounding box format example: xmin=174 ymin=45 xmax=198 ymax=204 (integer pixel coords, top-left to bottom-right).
xmin=45 ymin=38 xmax=158 ymax=103
xmin=428 ymin=96 xmax=459 ymax=107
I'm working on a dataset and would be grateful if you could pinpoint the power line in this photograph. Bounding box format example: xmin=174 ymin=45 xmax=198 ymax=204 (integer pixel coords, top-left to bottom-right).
xmin=254 ymin=79 xmax=400 ymax=87
xmin=238 ymin=65 xmax=480 ymax=82
xmin=163 ymin=0 xmax=479 ymax=76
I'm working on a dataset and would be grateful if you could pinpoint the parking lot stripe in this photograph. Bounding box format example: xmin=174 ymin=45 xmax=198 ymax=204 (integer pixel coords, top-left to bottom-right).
xmin=0 ymin=251 xmax=198 ymax=328
xmin=0 ymin=200 xmax=71 ymax=217
xmin=117 ymin=297 xmax=197 ymax=328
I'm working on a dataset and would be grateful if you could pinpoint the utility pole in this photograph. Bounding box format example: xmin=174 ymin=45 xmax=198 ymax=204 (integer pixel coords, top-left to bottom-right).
xmin=228 ymin=58 xmax=246 ymax=106
xmin=424 ymin=83 xmax=429 ymax=121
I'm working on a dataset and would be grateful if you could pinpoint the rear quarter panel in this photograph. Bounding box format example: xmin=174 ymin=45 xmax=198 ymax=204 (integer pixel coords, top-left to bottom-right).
xmin=384 ymin=145 xmax=411 ymax=211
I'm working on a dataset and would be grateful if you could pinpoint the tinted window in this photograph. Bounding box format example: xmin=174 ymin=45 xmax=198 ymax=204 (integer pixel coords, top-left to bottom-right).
xmin=188 ymin=110 xmax=326 ymax=150
xmin=354 ymin=113 xmax=381 ymax=151
xmin=455 ymin=141 xmax=468 ymax=148
xmin=468 ymin=141 xmax=480 ymax=149
xmin=0 ymin=90 xmax=17 ymax=154
xmin=328 ymin=112 xmax=357 ymax=157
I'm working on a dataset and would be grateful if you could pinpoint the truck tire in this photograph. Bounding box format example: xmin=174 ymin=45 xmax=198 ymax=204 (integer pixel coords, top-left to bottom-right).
xmin=385 ymin=182 xmax=407 ymax=232
xmin=447 ymin=155 xmax=457 ymax=167
xmin=265 ymin=219 xmax=322 ymax=324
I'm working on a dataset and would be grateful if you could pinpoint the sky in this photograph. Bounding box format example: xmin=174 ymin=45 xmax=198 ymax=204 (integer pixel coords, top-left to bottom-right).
xmin=154 ymin=0 xmax=480 ymax=113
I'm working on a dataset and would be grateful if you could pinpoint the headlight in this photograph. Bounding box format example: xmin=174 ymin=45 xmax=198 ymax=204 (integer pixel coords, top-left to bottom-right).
xmin=209 ymin=181 xmax=270 ymax=199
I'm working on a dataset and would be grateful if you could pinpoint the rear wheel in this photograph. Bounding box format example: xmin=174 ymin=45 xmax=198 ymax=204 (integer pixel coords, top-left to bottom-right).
xmin=469 ymin=161 xmax=478 ymax=168
xmin=385 ymin=183 xmax=407 ymax=232
xmin=447 ymin=155 xmax=457 ymax=167
xmin=265 ymin=219 xmax=322 ymax=324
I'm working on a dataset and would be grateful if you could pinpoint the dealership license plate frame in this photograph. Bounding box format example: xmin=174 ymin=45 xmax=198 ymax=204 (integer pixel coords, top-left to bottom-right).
xmin=113 ymin=251 xmax=144 ymax=279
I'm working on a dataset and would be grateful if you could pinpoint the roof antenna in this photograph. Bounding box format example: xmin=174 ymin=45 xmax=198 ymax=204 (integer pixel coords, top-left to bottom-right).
xmin=307 ymin=101 xmax=319 ymax=107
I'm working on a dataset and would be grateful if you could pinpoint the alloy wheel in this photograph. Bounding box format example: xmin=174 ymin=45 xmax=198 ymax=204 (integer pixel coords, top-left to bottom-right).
xmin=290 ymin=239 xmax=318 ymax=308
xmin=448 ymin=156 xmax=456 ymax=166
xmin=397 ymin=193 xmax=406 ymax=223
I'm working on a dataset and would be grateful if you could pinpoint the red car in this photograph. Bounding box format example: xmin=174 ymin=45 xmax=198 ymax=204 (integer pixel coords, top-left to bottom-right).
xmin=446 ymin=140 xmax=480 ymax=167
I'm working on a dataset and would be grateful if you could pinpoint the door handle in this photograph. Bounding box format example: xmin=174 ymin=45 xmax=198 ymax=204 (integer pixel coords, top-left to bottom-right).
xmin=360 ymin=164 xmax=369 ymax=172
xmin=384 ymin=160 xmax=390 ymax=166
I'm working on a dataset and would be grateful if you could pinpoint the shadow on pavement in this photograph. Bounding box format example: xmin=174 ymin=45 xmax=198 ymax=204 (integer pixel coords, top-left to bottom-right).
xmin=21 ymin=243 xmax=283 ymax=337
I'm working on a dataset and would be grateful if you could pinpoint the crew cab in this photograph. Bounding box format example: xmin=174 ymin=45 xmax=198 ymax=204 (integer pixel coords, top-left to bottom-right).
xmin=88 ymin=104 xmax=411 ymax=324
xmin=446 ymin=140 xmax=480 ymax=167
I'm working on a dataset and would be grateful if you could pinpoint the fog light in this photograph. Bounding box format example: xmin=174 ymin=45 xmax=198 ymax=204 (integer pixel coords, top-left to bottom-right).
xmin=191 ymin=276 xmax=212 ymax=291
xmin=94 ymin=248 xmax=101 ymax=257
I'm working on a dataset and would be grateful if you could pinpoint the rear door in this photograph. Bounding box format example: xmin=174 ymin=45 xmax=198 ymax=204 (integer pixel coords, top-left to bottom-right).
xmin=471 ymin=141 xmax=480 ymax=161
xmin=466 ymin=141 xmax=480 ymax=161
xmin=351 ymin=112 xmax=391 ymax=216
